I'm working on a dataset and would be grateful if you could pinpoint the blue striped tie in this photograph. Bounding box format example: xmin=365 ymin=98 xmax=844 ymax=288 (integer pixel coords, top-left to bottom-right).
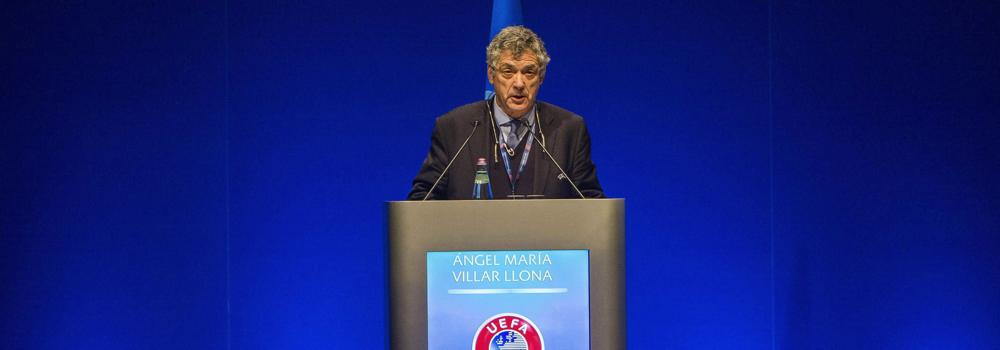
xmin=508 ymin=119 xmax=522 ymax=146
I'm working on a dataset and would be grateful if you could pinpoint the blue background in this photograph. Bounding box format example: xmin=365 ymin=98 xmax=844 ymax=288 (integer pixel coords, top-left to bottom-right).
xmin=2 ymin=0 xmax=997 ymax=349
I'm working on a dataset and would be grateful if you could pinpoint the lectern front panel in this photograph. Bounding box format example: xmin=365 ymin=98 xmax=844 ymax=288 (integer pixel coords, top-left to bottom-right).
xmin=388 ymin=199 xmax=624 ymax=350
xmin=426 ymin=250 xmax=590 ymax=349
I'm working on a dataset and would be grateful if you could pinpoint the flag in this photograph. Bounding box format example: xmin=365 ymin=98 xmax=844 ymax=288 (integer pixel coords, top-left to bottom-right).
xmin=485 ymin=0 xmax=523 ymax=99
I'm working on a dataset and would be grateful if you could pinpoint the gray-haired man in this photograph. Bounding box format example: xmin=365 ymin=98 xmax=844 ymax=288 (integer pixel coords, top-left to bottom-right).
xmin=408 ymin=26 xmax=605 ymax=200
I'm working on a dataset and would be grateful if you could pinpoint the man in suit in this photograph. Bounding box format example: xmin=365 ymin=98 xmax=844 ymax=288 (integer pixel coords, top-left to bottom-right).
xmin=408 ymin=26 xmax=604 ymax=200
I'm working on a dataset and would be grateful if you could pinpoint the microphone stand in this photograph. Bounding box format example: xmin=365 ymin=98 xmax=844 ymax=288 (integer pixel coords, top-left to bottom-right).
xmin=422 ymin=121 xmax=480 ymax=200
xmin=524 ymin=128 xmax=587 ymax=199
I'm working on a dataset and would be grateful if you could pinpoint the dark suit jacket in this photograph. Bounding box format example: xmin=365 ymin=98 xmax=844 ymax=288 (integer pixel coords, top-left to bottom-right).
xmin=408 ymin=100 xmax=605 ymax=200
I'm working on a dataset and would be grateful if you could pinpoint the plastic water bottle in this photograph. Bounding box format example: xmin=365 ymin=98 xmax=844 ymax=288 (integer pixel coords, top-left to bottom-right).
xmin=472 ymin=157 xmax=493 ymax=199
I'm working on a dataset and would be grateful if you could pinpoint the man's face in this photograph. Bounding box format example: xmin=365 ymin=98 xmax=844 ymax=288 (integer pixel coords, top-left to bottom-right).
xmin=488 ymin=50 xmax=543 ymax=119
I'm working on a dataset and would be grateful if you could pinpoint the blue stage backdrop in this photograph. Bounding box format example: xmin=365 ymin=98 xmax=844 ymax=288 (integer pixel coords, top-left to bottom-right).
xmin=2 ymin=0 xmax=997 ymax=349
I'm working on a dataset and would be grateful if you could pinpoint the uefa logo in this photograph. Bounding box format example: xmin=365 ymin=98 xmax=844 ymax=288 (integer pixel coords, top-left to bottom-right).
xmin=472 ymin=313 xmax=545 ymax=350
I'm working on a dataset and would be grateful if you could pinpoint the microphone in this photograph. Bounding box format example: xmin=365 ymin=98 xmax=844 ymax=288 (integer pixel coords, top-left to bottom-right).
xmin=524 ymin=128 xmax=587 ymax=199
xmin=422 ymin=120 xmax=481 ymax=201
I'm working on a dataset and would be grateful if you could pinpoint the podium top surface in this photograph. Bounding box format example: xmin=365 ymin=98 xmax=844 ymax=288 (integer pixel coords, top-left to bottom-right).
xmin=387 ymin=198 xmax=624 ymax=206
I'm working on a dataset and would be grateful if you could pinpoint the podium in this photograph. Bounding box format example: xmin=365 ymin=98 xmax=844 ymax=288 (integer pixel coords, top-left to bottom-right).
xmin=387 ymin=199 xmax=625 ymax=350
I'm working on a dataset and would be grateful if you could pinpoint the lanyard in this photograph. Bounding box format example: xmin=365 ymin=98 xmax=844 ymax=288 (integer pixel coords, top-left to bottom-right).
xmin=499 ymin=122 xmax=534 ymax=192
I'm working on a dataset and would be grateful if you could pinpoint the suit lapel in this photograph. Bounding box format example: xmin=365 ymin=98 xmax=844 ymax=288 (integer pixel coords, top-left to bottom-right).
xmin=466 ymin=100 xmax=493 ymax=178
xmin=533 ymin=103 xmax=557 ymax=195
